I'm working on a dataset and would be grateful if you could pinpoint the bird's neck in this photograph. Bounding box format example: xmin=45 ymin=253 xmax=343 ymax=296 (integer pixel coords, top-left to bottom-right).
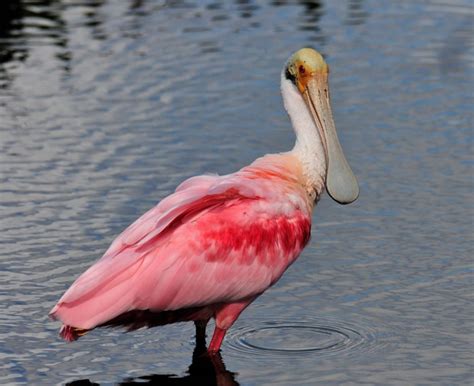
xmin=281 ymin=74 xmax=326 ymax=202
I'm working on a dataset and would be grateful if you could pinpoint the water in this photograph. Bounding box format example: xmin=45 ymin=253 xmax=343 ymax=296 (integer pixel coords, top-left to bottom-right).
xmin=0 ymin=0 xmax=472 ymax=385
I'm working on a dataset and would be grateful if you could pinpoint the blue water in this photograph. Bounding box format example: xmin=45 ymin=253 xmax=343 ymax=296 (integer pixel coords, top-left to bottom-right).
xmin=0 ymin=1 xmax=472 ymax=385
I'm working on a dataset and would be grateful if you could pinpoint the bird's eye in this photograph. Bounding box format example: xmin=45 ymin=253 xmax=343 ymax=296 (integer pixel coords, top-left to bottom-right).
xmin=285 ymin=66 xmax=296 ymax=85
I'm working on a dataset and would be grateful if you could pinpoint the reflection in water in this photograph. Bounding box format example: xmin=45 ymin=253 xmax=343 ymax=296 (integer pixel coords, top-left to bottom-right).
xmin=0 ymin=2 xmax=28 ymax=66
xmin=82 ymin=0 xmax=107 ymax=41
xmin=3 ymin=0 xmax=473 ymax=384
xmin=438 ymin=16 xmax=473 ymax=74
xmin=0 ymin=0 xmax=111 ymax=86
xmin=0 ymin=0 xmax=334 ymax=88
xmin=272 ymin=0 xmax=325 ymax=43
xmin=0 ymin=0 xmax=29 ymax=87
xmin=65 ymin=339 xmax=239 ymax=386
xmin=346 ymin=0 xmax=368 ymax=25
xmin=235 ymin=0 xmax=259 ymax=19
xmin=0 ymin=0 xmax=69 ymax=62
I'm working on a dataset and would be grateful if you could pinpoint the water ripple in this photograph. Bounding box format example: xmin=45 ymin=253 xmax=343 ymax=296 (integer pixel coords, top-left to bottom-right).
xmin=0 ymin=0 xmax=472 ymax=384
xmin=226 ymin=316 xmax=383 ymax=359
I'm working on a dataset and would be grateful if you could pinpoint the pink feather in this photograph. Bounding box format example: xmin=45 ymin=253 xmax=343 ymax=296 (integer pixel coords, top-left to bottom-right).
xmin=50 ymin=154 xmax=312 ymax=344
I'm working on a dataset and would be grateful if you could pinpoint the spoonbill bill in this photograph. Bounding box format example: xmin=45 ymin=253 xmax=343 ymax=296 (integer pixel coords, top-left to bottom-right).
xmin=50 ymin=48 xmax=359 ymax=354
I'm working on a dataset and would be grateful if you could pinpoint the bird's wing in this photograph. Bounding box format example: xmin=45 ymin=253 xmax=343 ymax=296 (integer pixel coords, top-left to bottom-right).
xmin=103 ymin=173 xmax=220 ymax=259
xmin=51 ymin=173 xmax=223 ymax=303
xmin=50 ymin=167 xmax=311 ymax=329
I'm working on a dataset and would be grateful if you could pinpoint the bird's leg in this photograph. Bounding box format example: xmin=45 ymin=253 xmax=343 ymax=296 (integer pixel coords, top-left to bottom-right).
xmin=208 ymin=326 xmax=227 ymax=354
xmin=194 ymin=319 xmax=209 ymax=347
xmin=208 ymin=298 xmax=256 ymax=354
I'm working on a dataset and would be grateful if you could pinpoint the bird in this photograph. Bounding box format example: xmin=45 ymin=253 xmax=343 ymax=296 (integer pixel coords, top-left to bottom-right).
xmin=49 ymin=48 xmax=359 ymax=354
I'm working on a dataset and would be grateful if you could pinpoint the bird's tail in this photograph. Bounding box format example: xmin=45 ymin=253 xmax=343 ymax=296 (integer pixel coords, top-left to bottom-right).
xmin=59 ymin=325 xmax=89 ymax=342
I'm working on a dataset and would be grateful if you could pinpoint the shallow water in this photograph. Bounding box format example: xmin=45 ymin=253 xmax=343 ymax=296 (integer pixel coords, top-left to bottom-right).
xmin=0 ymin=0 xmax=473 ymax=385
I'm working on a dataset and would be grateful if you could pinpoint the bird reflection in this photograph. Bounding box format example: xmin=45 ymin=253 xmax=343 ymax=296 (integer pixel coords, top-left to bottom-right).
xmin=120 ymin=345 xmax=239 ymax=386
xmin=65 ymin=334 xmax=239 ymax=386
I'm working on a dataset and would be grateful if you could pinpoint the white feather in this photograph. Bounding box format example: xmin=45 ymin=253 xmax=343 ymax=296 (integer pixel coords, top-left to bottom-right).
xmin=280 ymin=72 xmax=326 ymax=200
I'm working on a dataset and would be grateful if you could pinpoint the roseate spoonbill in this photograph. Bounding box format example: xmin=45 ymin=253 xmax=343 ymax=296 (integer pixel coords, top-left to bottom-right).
xmin=50 ymin=48 xmax=359 ymax=354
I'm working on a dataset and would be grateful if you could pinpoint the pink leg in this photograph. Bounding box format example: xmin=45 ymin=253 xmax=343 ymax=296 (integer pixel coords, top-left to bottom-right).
xmin=207 ymin=297 xmax=257 ymax=354
xmin=208 ymin=326 xmax=226 ymax=354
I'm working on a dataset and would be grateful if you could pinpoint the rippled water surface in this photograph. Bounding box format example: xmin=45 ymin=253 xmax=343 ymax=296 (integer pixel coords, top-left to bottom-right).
xmin=1 ymin=0 xmax=473 ymax=385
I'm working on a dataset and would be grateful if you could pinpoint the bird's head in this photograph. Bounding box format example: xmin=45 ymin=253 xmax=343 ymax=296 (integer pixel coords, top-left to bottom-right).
xmin=284 ymin=48 xmax=359 ymax=205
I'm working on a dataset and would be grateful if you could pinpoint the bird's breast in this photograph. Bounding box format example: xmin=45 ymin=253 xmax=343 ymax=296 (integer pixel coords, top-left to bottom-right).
xmin=187 ymin=200 xmax=312 ymax=270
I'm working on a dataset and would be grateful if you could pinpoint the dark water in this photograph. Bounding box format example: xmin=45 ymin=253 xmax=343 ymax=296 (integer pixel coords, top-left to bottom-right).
xmin=1 ymin=0 xmax=473 ymax=385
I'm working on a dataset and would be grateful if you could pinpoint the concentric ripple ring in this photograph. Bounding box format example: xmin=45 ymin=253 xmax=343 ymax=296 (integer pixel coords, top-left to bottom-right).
xmin=226 ymin=316 xmax=381 ymax=358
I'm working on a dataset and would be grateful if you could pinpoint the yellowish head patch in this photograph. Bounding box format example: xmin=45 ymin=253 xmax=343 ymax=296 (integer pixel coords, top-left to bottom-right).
xmin=287 ymin=48 xmax=329 ymax=92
